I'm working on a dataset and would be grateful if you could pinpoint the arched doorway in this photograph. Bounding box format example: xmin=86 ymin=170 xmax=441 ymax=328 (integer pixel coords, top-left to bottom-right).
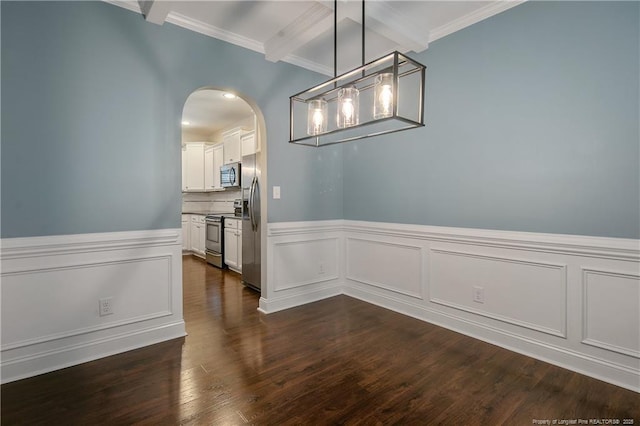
xmin=181 ymin=87 xmax=267 ymax=300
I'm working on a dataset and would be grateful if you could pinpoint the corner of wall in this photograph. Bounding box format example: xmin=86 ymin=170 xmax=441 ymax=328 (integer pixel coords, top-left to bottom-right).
xmin=263 ymin=219 xmax=640 ymax=392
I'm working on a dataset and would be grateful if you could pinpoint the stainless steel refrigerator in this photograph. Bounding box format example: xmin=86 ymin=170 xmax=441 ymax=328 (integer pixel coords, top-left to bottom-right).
xmin=241 ymin=153 xmax=261 ymax=292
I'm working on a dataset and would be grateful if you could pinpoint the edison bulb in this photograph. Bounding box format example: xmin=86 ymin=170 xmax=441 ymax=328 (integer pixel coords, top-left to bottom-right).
xmin=337 ymin=86 xmax=359 ymax=128
xmin=342 ymin=99 xmax=354 ymax=123
xmin=307 ymin=99 xmax=328 ymax=135
xmin=374 ymin=73 xmax=394 ymax=119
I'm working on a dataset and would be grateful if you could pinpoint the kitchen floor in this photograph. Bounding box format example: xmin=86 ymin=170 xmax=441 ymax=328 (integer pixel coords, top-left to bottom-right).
xmin=1 ymin=256 xmax=638 ymax=424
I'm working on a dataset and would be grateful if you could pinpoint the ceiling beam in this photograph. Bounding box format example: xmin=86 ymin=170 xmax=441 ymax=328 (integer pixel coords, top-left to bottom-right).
xmin=264 ymin=2 xmax=333 ymax=63
xmin=138 ymin=0 xmax=172 ymax=25
xmin=347 ymin=1 xmax=429 ymax=53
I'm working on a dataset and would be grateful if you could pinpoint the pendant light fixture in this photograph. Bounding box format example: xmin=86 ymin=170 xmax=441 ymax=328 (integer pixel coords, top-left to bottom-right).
xmin=290 ymin=0 xmax=426 ymax=147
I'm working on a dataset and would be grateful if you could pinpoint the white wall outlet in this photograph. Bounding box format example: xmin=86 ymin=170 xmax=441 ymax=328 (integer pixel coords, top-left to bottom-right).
xmin=273 ymin=186 xmax=281 ymax=199
xmin=472 ymin=286 xmax=485 ymax=304
xmin=99 ymin=297 xmax=114 ymax=316
xmin=319 ymin=262 xmax=325 ymax=274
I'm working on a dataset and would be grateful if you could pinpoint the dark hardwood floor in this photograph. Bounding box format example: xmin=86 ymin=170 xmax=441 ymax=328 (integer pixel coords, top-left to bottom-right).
xmin=2 ymin=255 xmax=638 ymax=425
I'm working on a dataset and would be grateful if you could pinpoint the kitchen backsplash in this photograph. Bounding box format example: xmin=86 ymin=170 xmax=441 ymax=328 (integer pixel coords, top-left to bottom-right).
xmin=182 ymin=191 xmax=239 ymax=214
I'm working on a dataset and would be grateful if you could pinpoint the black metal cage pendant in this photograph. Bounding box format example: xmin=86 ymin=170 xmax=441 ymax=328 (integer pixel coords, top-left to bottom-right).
xmin=289 ymin=1 xmax=426 ymax=147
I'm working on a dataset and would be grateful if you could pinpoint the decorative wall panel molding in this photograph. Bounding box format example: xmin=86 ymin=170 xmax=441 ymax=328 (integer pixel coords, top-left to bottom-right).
xmin=0 ymin=229 xmax=186 ymax=384
xmin=272 ymin=237 xmax=340 ymax=291
xmin=346 ymin=237 xmax=424 ymax=299
xmin=582 ymin=268 xmax=640 ymax=359
xmin=429 ymin=248 xmax=567 ymax=337
xmin=264 ymin=220 xmax=640 ymax=392
xmin=262 ymin=221 xmax=343 ymax=313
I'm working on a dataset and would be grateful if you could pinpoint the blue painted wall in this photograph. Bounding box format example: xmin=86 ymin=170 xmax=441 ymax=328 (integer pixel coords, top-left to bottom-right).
xmin=343 ymin=1 xmax=639 ymax=239
xmin=2 ymin=2 xmax=638 ymax=239
xmin=1 ymin=1 xmax=343 ymax=238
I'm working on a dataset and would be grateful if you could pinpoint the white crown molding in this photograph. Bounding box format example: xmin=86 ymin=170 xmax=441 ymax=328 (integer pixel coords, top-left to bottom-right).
xmin=103 ymin=0 xmax=528 ymax=75
xmin=167 ymin=11 xmax=333 ymax=76
xmin=166 ymin=12 xmax=265 ymax=54
xmin=429 ymin=0 xmax=528 ymax=43
xmin=103 ymin=0 xmax=141 ymax=14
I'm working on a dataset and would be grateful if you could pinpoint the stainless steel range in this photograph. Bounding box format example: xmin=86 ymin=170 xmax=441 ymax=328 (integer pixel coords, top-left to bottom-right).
xmin=204 ymin=215 xmax=224 ymax=268
xmin=205 ymin=201 xmax=243 ymax=269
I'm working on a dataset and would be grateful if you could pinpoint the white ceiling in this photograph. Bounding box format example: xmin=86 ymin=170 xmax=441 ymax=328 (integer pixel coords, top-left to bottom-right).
xmin=106 ymin=0 xmax=525 ymax=136
xmin=108 ymin=0 xmax=525 ymax=76
xmin=182 ymin=90 xmax=254 ymax=137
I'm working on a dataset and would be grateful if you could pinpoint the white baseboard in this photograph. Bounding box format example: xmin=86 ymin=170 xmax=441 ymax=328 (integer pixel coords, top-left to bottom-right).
xmin=258 ymin=285 xmax=342 ymax=314
xmin=264 ymin=220 xmax=640 ymax=392
xmin=1 ymin=229 xmax=187 ymax=384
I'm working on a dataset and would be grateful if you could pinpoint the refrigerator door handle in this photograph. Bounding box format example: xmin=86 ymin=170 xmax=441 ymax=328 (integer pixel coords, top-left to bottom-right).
xmin=248 ymin=176 xmax=256 ymax=231
xmin=250 ymin=177 xmax=259 ymax=231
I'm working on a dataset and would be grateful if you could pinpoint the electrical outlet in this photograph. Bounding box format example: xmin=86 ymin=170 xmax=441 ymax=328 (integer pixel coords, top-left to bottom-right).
xmin=99 ymin=297 xmax=114 ymax=316
xmin=472 ymin=286 xmax=485 ymax=304
xmin=319 ymin=262 xmax=325 ymax=274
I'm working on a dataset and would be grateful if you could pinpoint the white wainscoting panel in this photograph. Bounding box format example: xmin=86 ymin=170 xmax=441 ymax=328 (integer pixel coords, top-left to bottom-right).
xmin=273 ymin=238 xmax=339 ymax=291
xmin=582 ymin=268 xmax=640 ymax=358
xmin=265 ymin=219 xmax=640 ymax=392
xmin=346 ymin=237 xmax=424 ymax=299
xmin=429 ymin=248 xmax=567 ymax=337
xmin=261 ymin=221 xmax=343 ymax=313
xmin=1 ymin=229 xmax=186 ymax=383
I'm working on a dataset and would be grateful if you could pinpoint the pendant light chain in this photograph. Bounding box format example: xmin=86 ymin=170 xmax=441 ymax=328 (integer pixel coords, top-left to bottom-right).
xmin=334 ymin=0 xmax=337 ymax=80
xmin=361 ymin=0 xmax=365 ymax=69
xmin=334 ymin=0 xmax=366 ymax=77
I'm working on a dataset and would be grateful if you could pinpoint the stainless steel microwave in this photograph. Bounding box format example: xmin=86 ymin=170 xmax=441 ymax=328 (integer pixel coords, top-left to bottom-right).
xmin=221 ymin=162 xmax=241 ymax=188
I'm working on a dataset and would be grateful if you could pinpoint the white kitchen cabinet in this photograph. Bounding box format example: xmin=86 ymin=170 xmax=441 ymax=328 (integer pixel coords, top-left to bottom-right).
xmin=212 ymin=143 xmax=224 ymax=190
xmin=189 ymin=215 xmax=206 ymax=257
xmin=224 ymin=218 xmax=242 ymax=272
xmin=184 ymin=143 xmax=206 ymax=192
xmin=181 ymin=214 xmax=190 ymax=252
xmin=222 ymin=128 xmax=243 ymax=164
xmin=189 ymin=218 xmax=198 ymax=253
xmin=240 ymin=131 xmax=256 ymax=156
xmin=204 ymin=146 xmax=214 ymax=191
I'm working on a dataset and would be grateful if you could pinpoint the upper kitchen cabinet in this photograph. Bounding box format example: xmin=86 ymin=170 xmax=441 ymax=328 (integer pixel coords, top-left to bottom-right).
xmin=183 ymin=142 xmax=220 ymax=192
xmin=212 ymin=144 xmax=224 ymax=190
xmin=204 ymin=143 xmax=225 ymax=191
xmin=184 ymin=143 xmax=206 ymax=191
xmin=241 ymin=131 xmax=257 ymax=156
xmin=204 ymin=146 xmax=215 ymax=191
xmin=222 ymin=128 xmax=244 ymax=164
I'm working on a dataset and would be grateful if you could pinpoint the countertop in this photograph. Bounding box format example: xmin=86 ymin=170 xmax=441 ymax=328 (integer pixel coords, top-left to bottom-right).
xmin=182 ymin=211 xmax=234 ymax=215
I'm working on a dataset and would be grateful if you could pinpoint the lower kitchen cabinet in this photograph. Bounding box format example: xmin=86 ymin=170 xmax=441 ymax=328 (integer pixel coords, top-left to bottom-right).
xmin=189 ymin=215 xmax=206 ymax=258
xmin=224 ymin=218 xmax=242 ymax=273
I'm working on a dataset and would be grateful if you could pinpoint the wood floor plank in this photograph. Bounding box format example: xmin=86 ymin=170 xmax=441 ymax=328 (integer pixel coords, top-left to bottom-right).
xmin=2 ymin=255 xmax=638 ymax=425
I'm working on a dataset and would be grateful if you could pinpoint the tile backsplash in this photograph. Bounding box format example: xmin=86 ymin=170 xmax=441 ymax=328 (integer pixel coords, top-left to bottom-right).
xmin=182 ymin=190 xmax=239 ymax=214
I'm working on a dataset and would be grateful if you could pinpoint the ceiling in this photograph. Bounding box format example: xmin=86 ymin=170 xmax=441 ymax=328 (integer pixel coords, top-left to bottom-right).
xmin=182 ymin=90 xmax=254 ymax=137
xmin=107 ymin=0 xmax=525 ymax=76
xmin=106 ymin=0 xmax=525 ymax=137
